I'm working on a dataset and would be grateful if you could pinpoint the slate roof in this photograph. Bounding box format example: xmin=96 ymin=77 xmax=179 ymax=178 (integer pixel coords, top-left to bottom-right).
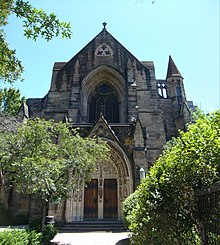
xmin=166 ymin=55 xmax=182 ymax=79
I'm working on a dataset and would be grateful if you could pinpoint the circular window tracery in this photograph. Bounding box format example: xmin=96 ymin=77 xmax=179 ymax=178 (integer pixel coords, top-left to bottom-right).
xmin=95 ymin=43 xmax=113 ymax=56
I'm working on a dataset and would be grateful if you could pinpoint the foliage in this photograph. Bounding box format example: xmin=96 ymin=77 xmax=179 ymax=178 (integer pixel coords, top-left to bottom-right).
xmin=0 ymin=228 xmax=42 ymax=245
xmin=0 ymin=87 xmax=25 ymax=115
xmin=0 ymin=113 xmax=19 ymax=209
xmin=0 ymin=31 xmax=24 ymax=84
xmin=0 ymin=113 xmax=19 ymax=190
xmin=2 ymin=118 xmax=109 ymax=200
xmin=29 ymin=219 xmax=57 ymax=245
xmin=123 ymin=191 xmax=138 ymax=228
xmin=0 ymin=0 xmax=72 ymax=84
xmin=29 ymin=221 xmax=57 ymax=245
xmin=41 ymin=224 xmax=57 ymax=245
xmin=0 ymin=112 xmax=19 ymax=133
xmin=124 ymin=110 xmax=220 ymax=244
xmin=0 ymin=118 xmax=109 ymax=230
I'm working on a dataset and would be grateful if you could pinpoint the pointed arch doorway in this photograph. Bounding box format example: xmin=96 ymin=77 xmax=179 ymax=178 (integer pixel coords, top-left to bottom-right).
xmin=65 ymin=143 xmax=133 ymax=222
xmin=83 ymin=178 xmax=118 ymax=220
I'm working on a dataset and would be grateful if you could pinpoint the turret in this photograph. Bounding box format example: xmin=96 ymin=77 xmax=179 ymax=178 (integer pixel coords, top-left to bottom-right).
xmin=166 ymin=55 xmax=186 ymax=105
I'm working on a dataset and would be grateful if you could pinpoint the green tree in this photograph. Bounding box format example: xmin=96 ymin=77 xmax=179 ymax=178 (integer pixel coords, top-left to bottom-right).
xmin=0 ymin=87 xmax=25 ymax=115
xmin=0 ymin=112 xmax=19 ymax=209
xmin=0 ymin=0 xmax=72 ymax=84
xmin=124 ymin=110 xmax=220 ymax=244
xmin=0 ymin=118 xmax=109 ymax=230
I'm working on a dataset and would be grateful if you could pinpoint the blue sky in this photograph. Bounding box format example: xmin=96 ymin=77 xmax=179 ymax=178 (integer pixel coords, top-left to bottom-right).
xmin=5 ymin=0 xmax=220 ymax=113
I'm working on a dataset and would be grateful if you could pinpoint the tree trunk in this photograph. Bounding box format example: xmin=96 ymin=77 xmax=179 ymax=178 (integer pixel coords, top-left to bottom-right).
xmin=198 ymin=221 xmax=208 ymax=245
xmin=27 ymin=194 xmax=32 ymax=224
xmin=0 ymin=168 xmax=8 ymax=209
xmin=41 ymin=200 xmax=46 ymax=232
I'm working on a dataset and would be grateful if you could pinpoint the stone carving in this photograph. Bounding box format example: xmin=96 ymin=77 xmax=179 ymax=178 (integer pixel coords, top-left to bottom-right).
xmin=89 ymin=116 xmax=119 ymax=142
xmin=102 ymin=160 xmax=117 ymax=175
xmin=95 ymin=43 xmax=113 ymax=56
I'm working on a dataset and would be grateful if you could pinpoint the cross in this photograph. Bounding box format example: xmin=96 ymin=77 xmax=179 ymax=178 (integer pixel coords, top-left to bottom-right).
xmin=102 ymin=22 xmax=107 ymax=30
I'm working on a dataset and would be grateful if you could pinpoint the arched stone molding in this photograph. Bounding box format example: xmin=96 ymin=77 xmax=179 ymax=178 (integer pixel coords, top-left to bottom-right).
xmin=65 ymin=138 xmax=133 ymax=222
xmin=105 ymin=139 xmax=133 ymax=198
xmin=80 ymin=65 xmax=127 ymax=123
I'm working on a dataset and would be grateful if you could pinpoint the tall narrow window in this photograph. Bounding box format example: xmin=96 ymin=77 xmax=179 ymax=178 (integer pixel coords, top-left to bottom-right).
xmin=89 ymin=83 xmax=119 ymax=123
xmin=176 ymin=86 xmax=182 ymax=97
xmin=176 ymin=86 xmax=182 ymax=104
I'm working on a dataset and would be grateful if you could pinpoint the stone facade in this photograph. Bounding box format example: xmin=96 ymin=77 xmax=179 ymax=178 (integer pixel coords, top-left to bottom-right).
xmin=5 ymin=24 xmax=193 ymax=223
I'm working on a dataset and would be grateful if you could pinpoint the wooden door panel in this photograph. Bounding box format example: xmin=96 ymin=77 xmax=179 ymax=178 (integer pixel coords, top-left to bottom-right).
xmin=84 ymin=179 xmax=98 ymax=219
xmin=104 ymin=179 xmax=118 ymax=219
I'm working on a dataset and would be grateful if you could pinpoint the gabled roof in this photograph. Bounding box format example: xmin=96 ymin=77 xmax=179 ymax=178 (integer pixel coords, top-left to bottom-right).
xmin=166 ymin=55 xmax=182 ymax=79
xmin=88 ymin=116 xmax=120 ymax=143
xmin=58 ymin=23 xmax=150 ymax=74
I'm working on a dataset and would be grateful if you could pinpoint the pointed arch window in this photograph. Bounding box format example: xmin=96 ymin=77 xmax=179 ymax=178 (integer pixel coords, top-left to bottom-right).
xmin=89 ymin=83 xmax=119 ymax=123
xmin=157 ymin=82 xmax=168 ymax=98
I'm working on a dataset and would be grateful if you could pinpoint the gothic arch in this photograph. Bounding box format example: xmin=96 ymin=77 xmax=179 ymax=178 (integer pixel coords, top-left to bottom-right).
xmin=64 ymin=139 xmax=133 ymax=222
xmin=106 ymin=139 xmax=133 ymax=199
xmin=80 ymin=65 xmax=127 ymax=123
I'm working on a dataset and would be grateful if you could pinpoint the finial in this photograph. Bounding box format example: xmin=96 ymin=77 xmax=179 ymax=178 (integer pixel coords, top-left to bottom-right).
xmin=102 ymin=22 xmax=107 ymax=30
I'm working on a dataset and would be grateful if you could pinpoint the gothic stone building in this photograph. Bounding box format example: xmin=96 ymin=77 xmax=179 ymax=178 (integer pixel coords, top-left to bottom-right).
xmin=20 ymin=24 xmax=192 ymax=222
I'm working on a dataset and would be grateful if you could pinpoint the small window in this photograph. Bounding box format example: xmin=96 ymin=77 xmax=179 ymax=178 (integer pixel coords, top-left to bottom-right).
xmin=157 ymin=82 xmax=168 ymax=98
xmin=176 ymin=86 xmax=182 ymax=97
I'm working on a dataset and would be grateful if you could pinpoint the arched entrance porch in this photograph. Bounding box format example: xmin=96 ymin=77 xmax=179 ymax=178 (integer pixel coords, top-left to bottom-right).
xmin=65 ymin=141 xmax=133 ymax=222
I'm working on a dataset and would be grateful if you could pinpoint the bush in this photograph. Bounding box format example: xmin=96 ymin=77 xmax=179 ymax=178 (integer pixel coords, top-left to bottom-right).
xmin=123 ymin=191 xmax=138 ymax=228
xmin=29 ymin=219 xmax=58 ymax=244
xmin=207 ymin=232 xmax=220 ymax=244
xmin=0 ymin=228 xmax=41 ymax=245
xmin=123 ymin=110 xmax=220 ymax=244
xmin=42 ymin=224 xmax=58 ymax=245
xmin=28 ymin=230 xmax=42 ymax=245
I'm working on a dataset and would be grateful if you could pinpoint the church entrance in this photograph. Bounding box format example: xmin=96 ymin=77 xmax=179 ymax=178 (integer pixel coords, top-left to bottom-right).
xmin=103 ymin=179 xmax=118 ymax=219
xmin=64 ymin=143 xmax=133 ymax=222
xmin=84 ymin=179 xmax=98 ymax=219
xmin=83 ymin=178 xmax=118 ymax=220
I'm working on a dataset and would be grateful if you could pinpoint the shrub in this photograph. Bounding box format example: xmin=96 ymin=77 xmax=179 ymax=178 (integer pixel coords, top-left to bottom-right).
xmin=29 ymin=219 xmax=57 ymax=244
xmin=0 ymin=229 xmax=41 ymax=245
xmin=42 ymin=224 xmax=58 ymax=245
xmin=123 ymin=191 xmax=138 ymax=228
xmin=123 ymin=110 xmax=220 ymax=244
xmin=28 ymin=230 xmax=42 ymax=245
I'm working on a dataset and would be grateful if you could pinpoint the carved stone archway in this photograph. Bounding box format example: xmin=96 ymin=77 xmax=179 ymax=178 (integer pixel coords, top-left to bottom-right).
xmin=65 ymin=141 xmax=133 ymax=222
xmin=80 ymin=65 xmax=127 ymax=123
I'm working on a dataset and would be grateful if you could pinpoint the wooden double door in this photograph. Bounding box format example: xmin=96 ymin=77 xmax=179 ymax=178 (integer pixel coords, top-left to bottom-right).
xmin=84 ymin=179 xmax=118 ymax=219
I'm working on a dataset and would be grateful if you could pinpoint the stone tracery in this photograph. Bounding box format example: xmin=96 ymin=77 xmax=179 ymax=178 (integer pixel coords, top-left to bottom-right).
xmin=95 ymin=43 xmax=113 ymax=56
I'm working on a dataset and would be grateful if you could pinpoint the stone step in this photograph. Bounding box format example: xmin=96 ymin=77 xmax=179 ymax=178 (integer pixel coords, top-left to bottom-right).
xmin=57 ymin=220 xmax=128 ymax=232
